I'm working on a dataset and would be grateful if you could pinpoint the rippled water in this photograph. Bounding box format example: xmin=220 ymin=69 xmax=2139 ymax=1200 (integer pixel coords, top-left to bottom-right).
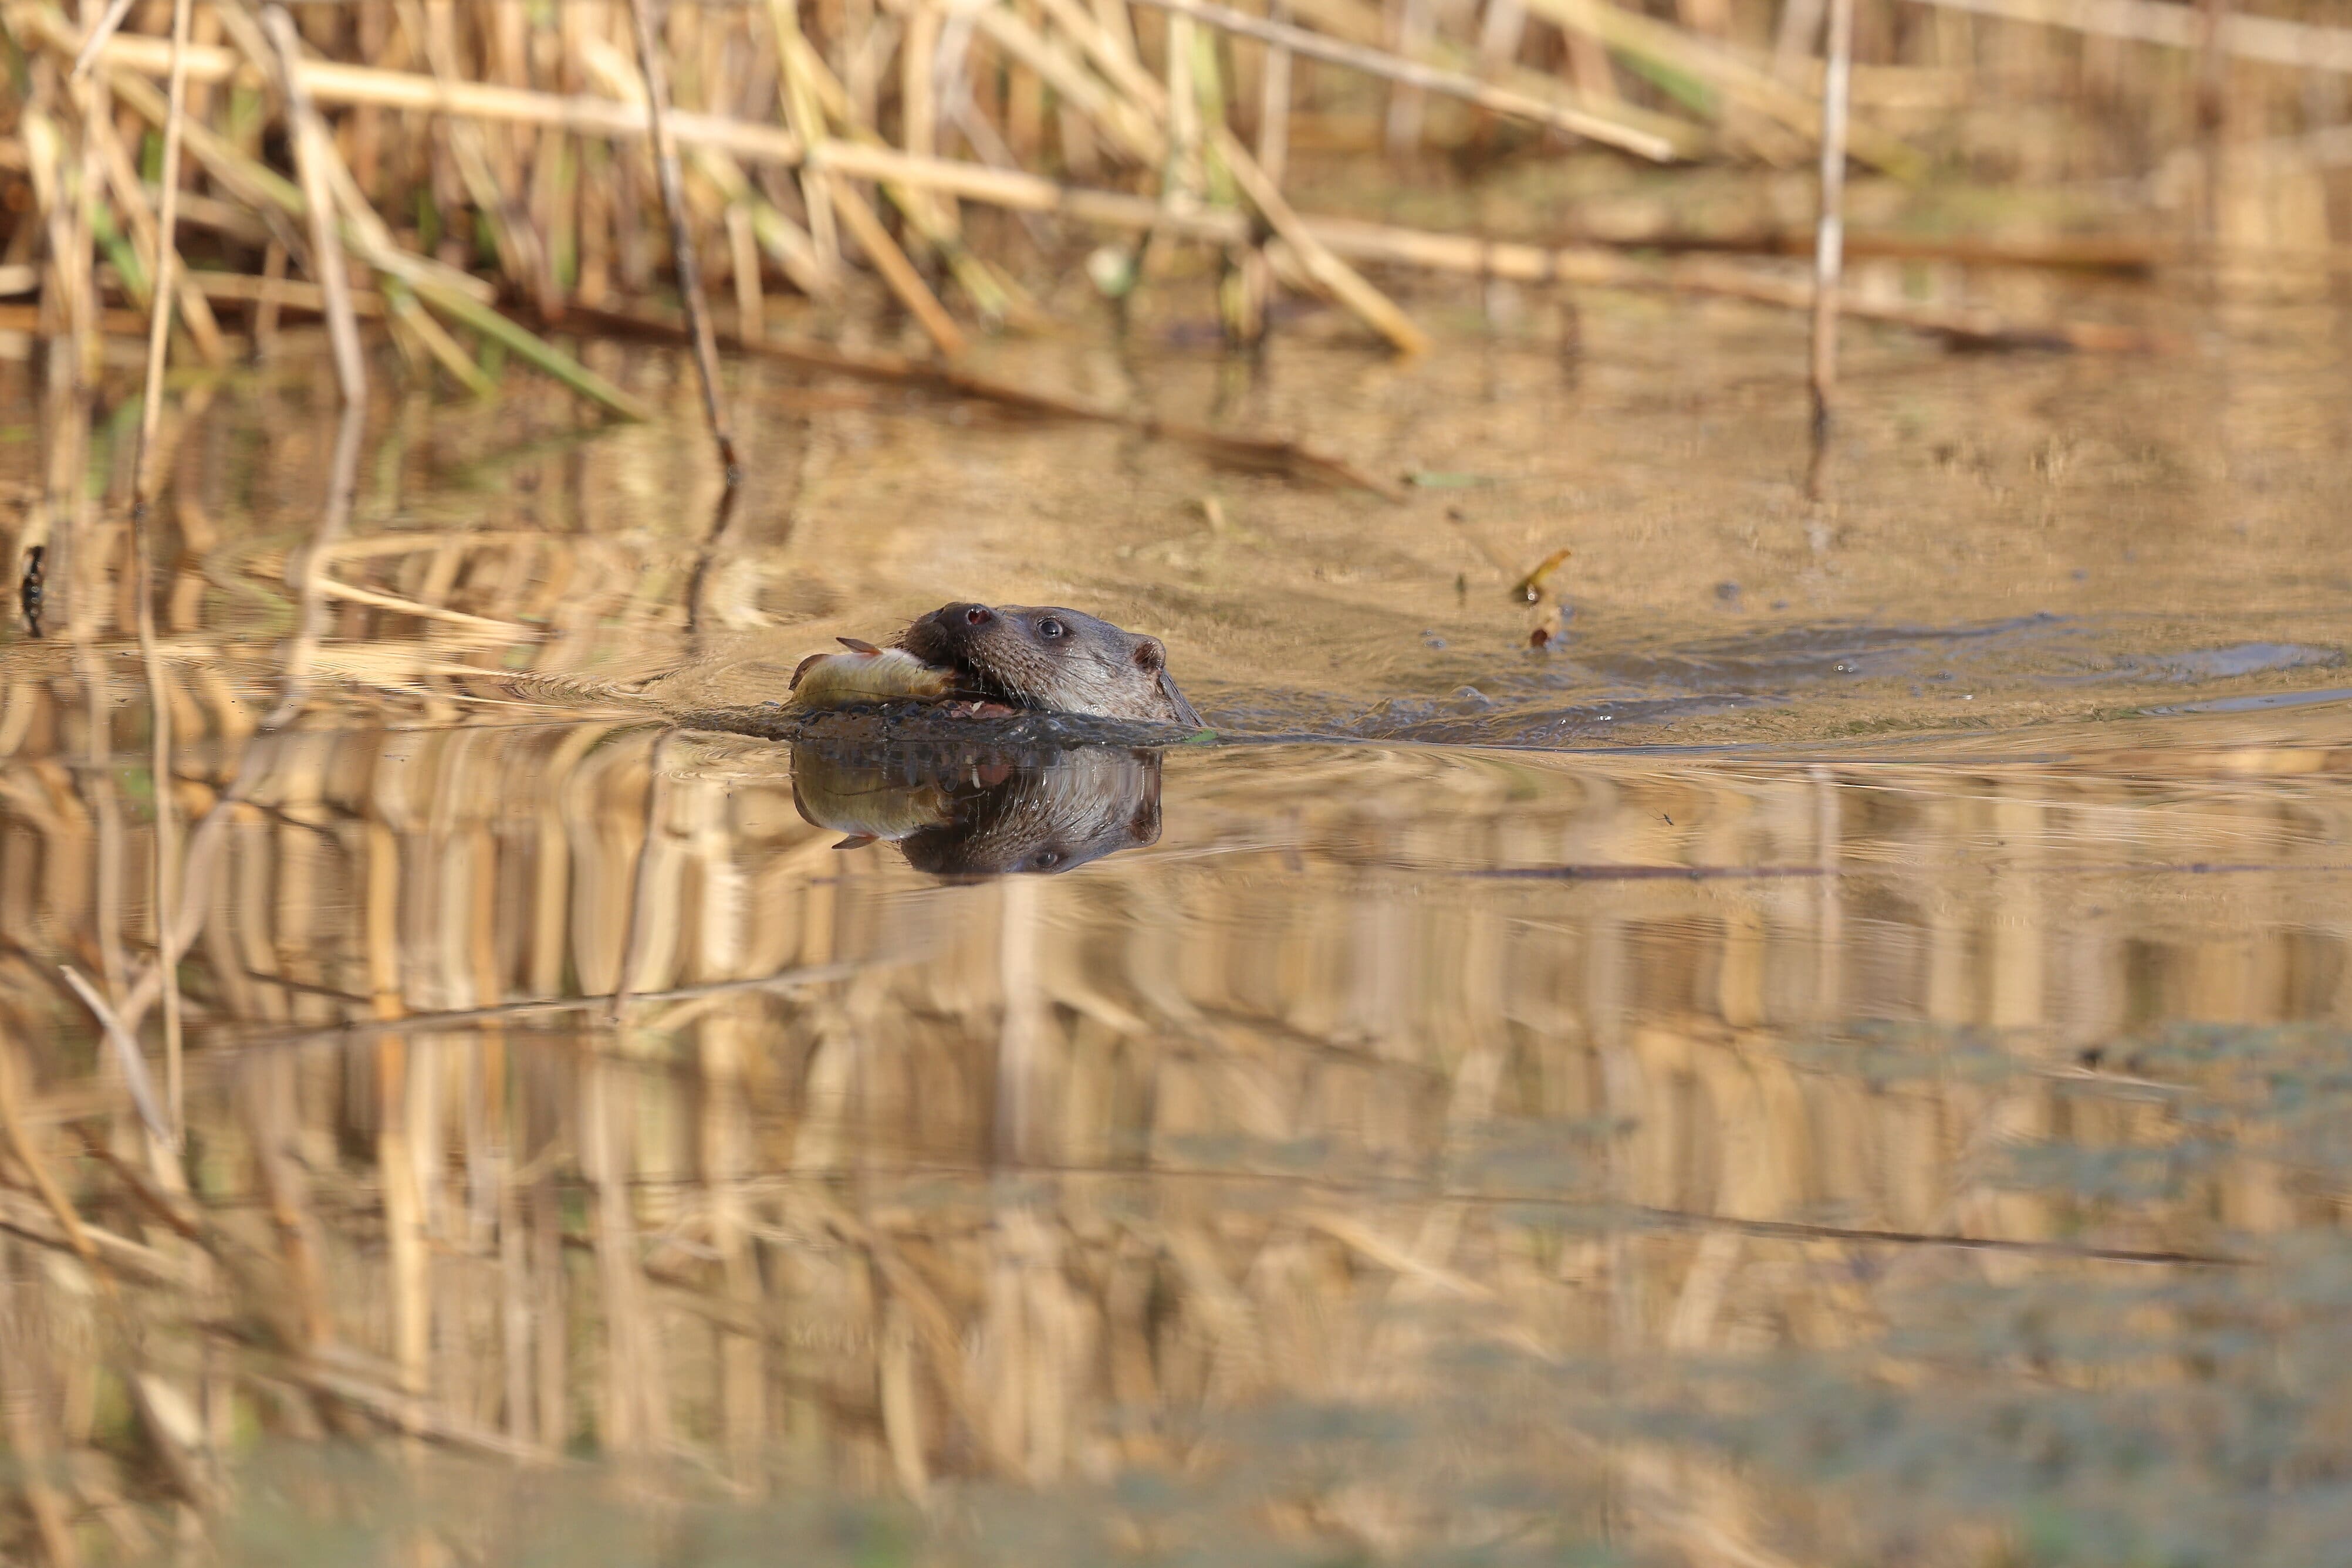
xmin=6 ymin=290 xmax=2352 ymax=1564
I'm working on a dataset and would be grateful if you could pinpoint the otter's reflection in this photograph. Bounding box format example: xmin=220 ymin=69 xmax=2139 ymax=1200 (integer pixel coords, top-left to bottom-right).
xmin=789 ymin=741 xmax=1162 ymax=876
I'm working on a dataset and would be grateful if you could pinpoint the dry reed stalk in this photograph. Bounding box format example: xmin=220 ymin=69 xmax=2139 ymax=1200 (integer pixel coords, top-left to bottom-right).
xmin=253 ymin=240 xmax=286 ymax=350
xmin=0 ymin=300 xmax=151 ymax=335
xmin=1235 ymin=0 xmax=1293 ymax=334
xmin=724 ymin=203 xmax=763 ymax=337
xmin=72 ymin=34 xmax=651 ymax=417
xmin=1280 ymin=0 xmax=1697 ymax=152
xmin=85 ymin=110 xmax=225 ymax=363
xmin=1290 ymin=214 xmax=2168 ymax=349
xmin=1165 ymin=8 xmax=1204 ymax=200
xmin=384 ymin=283 xmax=501 ymax=397
xmin=903 ymin=2 xmax=942 ymax=188
xmin=626 ymin=0 xmax=738 ymax=476
xmin=262 ymin=5 xmax=366 ymax=405
xmin=1809 ymin=0 xmax=1852 ymax=436
xmin=64 ymin=0 xmax=136 ymax=76
xmin=766 ymin=0 xmax=843 ymax=288
xmin=1132 ymin=0 xmax=1671 ymax=157
xmin=1258 ymin=0 xmax=1296 ymax=184
xmin=71 ymin=27 xmax=809 ymax=161
xmin=1913 ymin=0 xmax=2352 ymax=72
xmin=829 ymin=176 xmax=969 ymax=354
xmin=1773 ymin=0 xmax=1826 ymax=81
xmin=130 ymin=0 xmax=194 ymax=1138
xmin=411 ymin=0 xmax=550 ymax=300
xmin=1026 ymin=0 xmax=1431 ymax=353
xmin=1211 ymin=124 xmax=1432 ymax=353
xmin=1526 ymin=0 xmax=1924 ymax=177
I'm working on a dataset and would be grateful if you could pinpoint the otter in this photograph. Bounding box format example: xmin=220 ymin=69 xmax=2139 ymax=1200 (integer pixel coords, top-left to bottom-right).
xmin=897 ymin=603 xmax=1205 ymax=727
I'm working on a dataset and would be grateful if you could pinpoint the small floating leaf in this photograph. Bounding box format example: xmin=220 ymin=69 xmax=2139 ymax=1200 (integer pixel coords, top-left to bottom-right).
xmin=1513 ymin=546 xmax=1574 ymax=604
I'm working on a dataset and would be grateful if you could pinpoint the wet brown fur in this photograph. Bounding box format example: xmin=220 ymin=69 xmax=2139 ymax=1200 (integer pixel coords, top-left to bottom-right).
xmin=898 ymin=603 xmax=1206 ymax=727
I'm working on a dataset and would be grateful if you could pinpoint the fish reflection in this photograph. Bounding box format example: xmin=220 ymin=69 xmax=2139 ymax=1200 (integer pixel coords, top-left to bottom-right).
xmin=789 ymin=740 xmax=1162 ymax=876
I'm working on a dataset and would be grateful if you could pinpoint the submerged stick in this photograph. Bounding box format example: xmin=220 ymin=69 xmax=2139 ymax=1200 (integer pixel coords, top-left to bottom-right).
xmin=626 ymin=0 xmax=737 ymax=478
xmin=1809 ymin=0 xmax=1853 ymax=436
xmin=262 ymin=6 xmax=365 ymax=405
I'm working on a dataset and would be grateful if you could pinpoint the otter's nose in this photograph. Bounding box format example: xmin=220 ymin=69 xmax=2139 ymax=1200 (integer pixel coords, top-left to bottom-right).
xmin=963 ymin=606 xmax=993 ymax=627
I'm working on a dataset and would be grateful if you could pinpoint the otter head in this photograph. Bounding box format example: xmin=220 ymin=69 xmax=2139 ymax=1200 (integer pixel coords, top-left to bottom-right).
xmin=899 ymin=603 xmax=1205 ymax=728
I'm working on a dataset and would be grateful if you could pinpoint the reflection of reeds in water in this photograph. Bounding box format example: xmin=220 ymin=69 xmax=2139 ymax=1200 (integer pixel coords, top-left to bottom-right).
xmin=3 ymin=661 xmax=2352 ymax=1555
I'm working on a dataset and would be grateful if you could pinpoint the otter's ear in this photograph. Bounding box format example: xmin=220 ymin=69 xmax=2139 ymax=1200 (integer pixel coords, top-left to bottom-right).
xmin=1131 ymin=637 xmax=1167 ymax=672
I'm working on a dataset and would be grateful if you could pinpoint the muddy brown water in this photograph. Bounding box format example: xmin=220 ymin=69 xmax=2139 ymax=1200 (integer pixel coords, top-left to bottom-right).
xmin=5 ymin=288 xmax=2352 ymax=1564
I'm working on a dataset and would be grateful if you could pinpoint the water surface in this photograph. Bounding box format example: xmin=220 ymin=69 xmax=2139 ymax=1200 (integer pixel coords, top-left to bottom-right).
xmin=5 ymin=294 xmax=2352 ymax=1564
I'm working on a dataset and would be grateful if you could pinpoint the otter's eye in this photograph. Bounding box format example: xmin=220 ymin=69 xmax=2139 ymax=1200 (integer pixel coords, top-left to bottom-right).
xmin=1037 ymin=618 xmax=1066 ymax=640
xmin=1031 ymin=849 xmax=1062 ymax=870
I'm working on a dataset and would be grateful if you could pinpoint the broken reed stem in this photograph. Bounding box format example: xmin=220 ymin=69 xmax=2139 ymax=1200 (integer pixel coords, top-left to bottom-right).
xmin=1128 ymin=0 xmax=1673 ymax=159
xmin=1809 ymin=0 xmax=1853 ymax=434
xmin=262 ymin=5 xmax=366 ymax=405
xmin=131 ymin=0 xmax=194 ymax=1136
xmin=626 ymin=0 xmax=737 ymax=478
